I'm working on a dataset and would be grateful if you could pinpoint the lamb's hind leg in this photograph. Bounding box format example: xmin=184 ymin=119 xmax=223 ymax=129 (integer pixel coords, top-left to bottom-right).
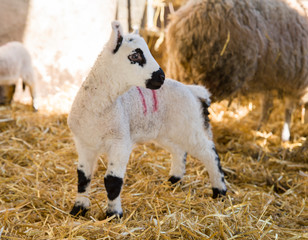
xmin=70 ymin=141 xmax=99 ymax=217
xmin=157 ymin=140 xmax=187 ymax=184
xmin=186 ymin=135 xmax=227 ymax=198
xmin=169 ymin=152 xmax=187 ymax=184
xmin=22 ymin=72 xmax=38 ymax=111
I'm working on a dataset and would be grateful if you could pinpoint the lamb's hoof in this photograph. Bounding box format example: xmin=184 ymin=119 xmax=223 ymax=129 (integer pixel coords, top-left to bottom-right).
xmin=106 ymin=210 xmax=123 ymax=219
xmin=212 ymin=188 xmax=227 ymax=199
xmin=70 ymin=205 xmax=88 ymax=217
xmin=168 ymin=176 xmax=181 ymax=185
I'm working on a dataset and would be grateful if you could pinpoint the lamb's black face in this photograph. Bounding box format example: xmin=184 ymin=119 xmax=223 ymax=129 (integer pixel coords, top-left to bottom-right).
xmin=0 ymin=85 xmax=16 ymax=105
xmin=128 ymin=48 xmax=146 ymax=67
xmin=146 ymin=67 xmax=165 ymax=90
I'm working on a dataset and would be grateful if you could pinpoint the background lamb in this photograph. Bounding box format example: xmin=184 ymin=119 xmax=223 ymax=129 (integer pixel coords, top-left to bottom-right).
xmin=0 ymin=41 xmax=38 ymax=111
xmin=68 ymin=21 xmax=226 ymax=218
xmin=166 ymin=0 xmax=308 ymax=141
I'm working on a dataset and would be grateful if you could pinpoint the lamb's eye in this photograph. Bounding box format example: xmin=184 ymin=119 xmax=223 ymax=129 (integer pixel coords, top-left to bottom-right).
xmin=129 ymin=53 xmax=141 ymax=62
xmin=128 ymin=48 xmax=146 ymax=66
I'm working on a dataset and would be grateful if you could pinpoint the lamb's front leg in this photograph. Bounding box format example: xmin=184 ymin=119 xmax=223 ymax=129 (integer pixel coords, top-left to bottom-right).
xmin=70 ymin=142 xmax=99 ymax=217
xmin=104 ymin=143 xmax=132 ymax=218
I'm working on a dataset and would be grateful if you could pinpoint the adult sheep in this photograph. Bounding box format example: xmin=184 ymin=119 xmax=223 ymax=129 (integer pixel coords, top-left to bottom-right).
xmin=0 ymin=41 xmax=38 ymax=111
xmin=166 ymin=0 xmax=308 ymax=141
xmin=68 ymin=21 xmax=226 ymax=218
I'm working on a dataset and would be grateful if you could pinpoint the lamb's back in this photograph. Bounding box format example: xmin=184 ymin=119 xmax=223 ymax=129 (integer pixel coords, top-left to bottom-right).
xmin=123 ymin=79 xmax=205 ymax=143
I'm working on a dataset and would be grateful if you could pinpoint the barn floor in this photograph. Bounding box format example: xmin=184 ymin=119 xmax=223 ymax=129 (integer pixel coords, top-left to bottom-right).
xmin=0 ymin=99 xmax=307 ymax=239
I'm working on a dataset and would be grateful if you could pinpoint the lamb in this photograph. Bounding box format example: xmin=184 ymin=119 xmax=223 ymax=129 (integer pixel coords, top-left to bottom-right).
xmin=166 ymin=0 xmax=308 ymax=141
xmin=68 ymin=21 xmax=226 ymax=218
xmin=0 ymin=41 xmax=38 ymax=111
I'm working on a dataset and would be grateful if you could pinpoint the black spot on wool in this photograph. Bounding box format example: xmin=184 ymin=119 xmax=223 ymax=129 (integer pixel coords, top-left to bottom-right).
xmin=183 ymin=152 xmax=187 ymax=165
xmin=199 ymin=98 xmax=210 ymax=128
xmin=77 ymin=169 xmax=91 ymax=193
xmin=104 ymin=175 xmax=123 ymax=201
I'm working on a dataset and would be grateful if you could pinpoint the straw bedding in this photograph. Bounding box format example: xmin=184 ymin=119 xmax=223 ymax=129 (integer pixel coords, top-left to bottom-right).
xmin=0 ymin=99 xmax=307 ymax=239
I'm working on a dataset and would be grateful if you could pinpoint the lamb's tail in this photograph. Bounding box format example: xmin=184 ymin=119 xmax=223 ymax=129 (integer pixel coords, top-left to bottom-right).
xmin=187 ymin=85 xmax=211 ymax=128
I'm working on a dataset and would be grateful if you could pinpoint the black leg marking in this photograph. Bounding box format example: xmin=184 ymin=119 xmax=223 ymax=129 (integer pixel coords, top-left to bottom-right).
xmin=212 ymin=188 xmax=227 ymax=199
xmin=168 ymin=176 xmax=181 ymax=184
xmin=212 ymin=147 xmax=218 ymax=156
xmin=212 ymin=147 xmax=227 ymax=198
xmin=77 ymin=169 xmax=91 ymax=193
xmin=104 ymin=175 xmax=123 ymax=200
xmin=212 ymin=148 xmax=224 ymax=175
xmin=106 ymin=210 xmax=123 ymax=219
xmin=70 ymin=204 xmax=88 ymax=217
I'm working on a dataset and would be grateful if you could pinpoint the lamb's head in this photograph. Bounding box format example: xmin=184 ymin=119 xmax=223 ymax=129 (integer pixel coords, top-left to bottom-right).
xmin=106 ymin=21 xmax=165 ymax=90
xmin=0 ymin=85 xmax=15 ymax=105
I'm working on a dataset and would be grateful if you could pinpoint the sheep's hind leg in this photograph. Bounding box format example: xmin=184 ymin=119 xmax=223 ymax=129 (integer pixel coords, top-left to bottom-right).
xmin=104 ymin=143 xmax=132 ymax=218
xmin=282 ymin=98 xmax=295 ymax=142
xmin=186 ymin=135 xmax=227 ymax=198
xmin=305 ymin=103 xmax=308 ymax=124
xmin=258 ymin=93 xmax=274 ymax=130
xmin=70 ymin=142 xmax=99 ymax=217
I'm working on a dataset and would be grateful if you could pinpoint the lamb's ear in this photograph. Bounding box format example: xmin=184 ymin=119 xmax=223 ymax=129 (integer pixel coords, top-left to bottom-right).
xmin=133 ymin=28 xmax=139 ymax=35
xmin=108 ymin=21 xmax=124 ymax=54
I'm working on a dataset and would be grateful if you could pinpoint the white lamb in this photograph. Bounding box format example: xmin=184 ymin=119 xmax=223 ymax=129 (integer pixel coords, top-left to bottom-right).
xmin=68 ymin=21 xmax=226 ymax=218
xmin=0 ymin=41 xmax=38 ymax=111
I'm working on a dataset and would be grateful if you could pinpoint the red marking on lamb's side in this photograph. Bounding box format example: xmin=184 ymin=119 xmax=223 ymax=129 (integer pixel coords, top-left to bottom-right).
xmin=137 ymin=87 xmax=147 ymax=115
xmin=152 ymin=90 xmax=158 ymax=112
xmin=136 ymin=87 xmax=159 ymax=115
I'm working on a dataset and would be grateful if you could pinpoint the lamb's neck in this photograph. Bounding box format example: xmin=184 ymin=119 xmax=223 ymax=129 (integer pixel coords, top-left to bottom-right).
xmin=85 ymin=58 xmax=129 ymax=110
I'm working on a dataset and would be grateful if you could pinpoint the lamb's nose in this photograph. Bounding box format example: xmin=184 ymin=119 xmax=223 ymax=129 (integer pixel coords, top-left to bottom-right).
xmin=153 ymin=68 xmax=165 ymax=83
xmin=159 ymin=73 xmax=165 ymax=82
xmin=146 ymin=68 xmax=165 ymax=90
xmin=158 ymin=69 xmax=165 ymax=82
